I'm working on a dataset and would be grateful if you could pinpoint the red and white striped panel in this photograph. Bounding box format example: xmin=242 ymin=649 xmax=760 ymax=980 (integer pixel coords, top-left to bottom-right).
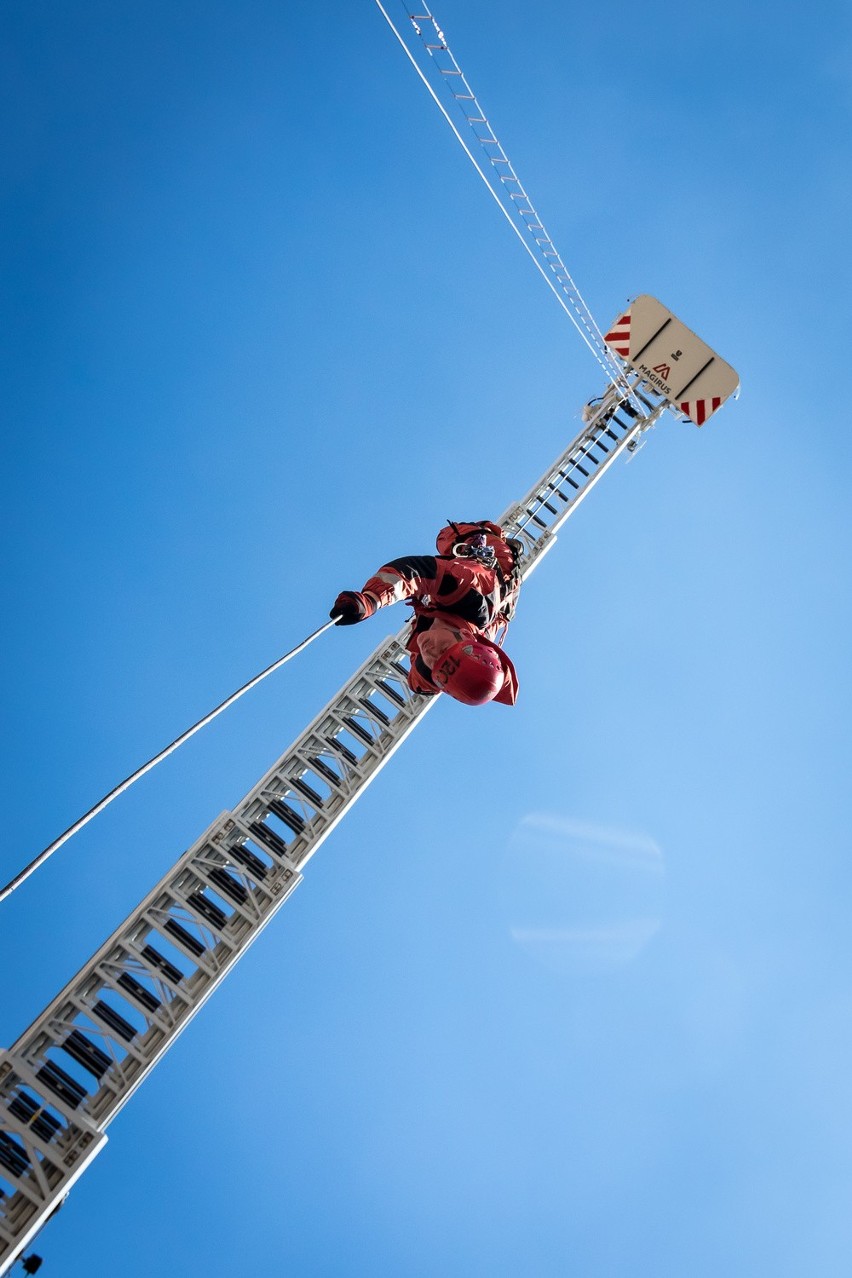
xmin=604 ymin=311 xmax=631 ymax=357
xmin=679 ymin=397 xmax=722 ymax=426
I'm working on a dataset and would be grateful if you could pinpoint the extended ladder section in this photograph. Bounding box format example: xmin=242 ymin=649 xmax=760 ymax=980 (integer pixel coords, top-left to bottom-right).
xmin=0 ymin=381 xmax=668 ymax=1272
xmin=375 ymin=1 xmax=629 ymax=393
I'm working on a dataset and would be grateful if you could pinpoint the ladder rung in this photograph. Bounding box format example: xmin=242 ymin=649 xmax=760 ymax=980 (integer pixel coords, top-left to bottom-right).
xmin=8 ymin=1093 xmax=61 ymax=1142
xmin=92 ymin=1000 xmax=137 ymax=1043
xmin=0 ymin=1131 xmax=30 ymax=1176
xmin=342 ymin=715 xmax=374 ymax=746
xmin=376 ymin=678 xmax=406 ymax=708
xmin=164 ymin=919 xmax=205 ymax=959
xmin=228 ymin=843 xmax=269 ymax=882
xmin=268 ymin=799 xmax=306 ymax=835
xmin=187 ymin=891 xmax=227 ymax=933
xmin=117 ymin=972 xmax=161 ymax=1014
xmin=358 ymin=696 xmax=390 ymax=727
xmin=249 ymin=820 xmax=289 ymax=859
xmin=63 ymin=1030 xmax=111 ymax=1081
xmin=325 ymin=734 xmax=358 ymax=766
xmin=36 ymin=1060 xmax=87 ymax=1108
xmin=34 ymin=1109 xmax=61 ymax=1141
xmin=307 ymin=755 xmax=342 ymax=787
xmin=140 ymin=944 xmax=184 ymax=986
xmin=290 ymin=776 xmax=324 ymax=808
xmin=208 ymin=866 xmax=249 ymax=906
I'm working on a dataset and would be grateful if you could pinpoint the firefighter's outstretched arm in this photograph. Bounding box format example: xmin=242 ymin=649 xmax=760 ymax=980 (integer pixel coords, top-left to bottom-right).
xmin=330 ymin=590 xmax=376 ymax=626
xmin=331 ymin=555 xmax=434 ymax=625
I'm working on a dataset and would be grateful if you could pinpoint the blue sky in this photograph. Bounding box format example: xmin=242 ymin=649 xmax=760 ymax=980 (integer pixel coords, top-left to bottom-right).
xmin=2 ymin=1 xmax=852 ymax=1274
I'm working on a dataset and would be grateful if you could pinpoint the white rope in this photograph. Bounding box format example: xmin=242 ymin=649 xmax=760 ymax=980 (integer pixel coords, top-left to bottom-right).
xmin=373 ymin=0 xmax=632 ymax=398
xmin=0 ymin=618 xmax=339 ymax=905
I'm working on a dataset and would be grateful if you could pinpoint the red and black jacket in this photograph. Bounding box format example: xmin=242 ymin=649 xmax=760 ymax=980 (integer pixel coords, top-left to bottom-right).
xmin=360 ymin=520 xmax=521 ymax=636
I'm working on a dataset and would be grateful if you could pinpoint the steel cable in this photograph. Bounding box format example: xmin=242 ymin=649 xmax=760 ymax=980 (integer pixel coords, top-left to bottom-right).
xmin=0 ymin=618 xmax=340 ymax=905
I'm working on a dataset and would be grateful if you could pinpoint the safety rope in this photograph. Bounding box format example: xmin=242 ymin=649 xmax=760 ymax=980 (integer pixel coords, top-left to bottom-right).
xmin=0 ymin=618 xmax=340 ymax=905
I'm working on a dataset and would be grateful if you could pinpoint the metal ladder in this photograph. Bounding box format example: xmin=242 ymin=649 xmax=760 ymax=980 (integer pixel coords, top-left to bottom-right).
xmin=0 ymin=383 xmax=664 ymax=1273
xmin=380 ymin=2 xmax=628 ymax=393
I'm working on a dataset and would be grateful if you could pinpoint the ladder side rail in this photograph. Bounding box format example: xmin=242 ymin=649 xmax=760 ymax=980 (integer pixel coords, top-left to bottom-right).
xmin=2 ymin=396 xmax=649 ymax=1141
xmin=502 ymin=379 xmax=666 ymax=571
xmin=3 ymin=638 xmax=432 ymax=1081
xmin=0 ymin=635 xmax=433 ymax=1270
xmin=0 ymin=397 xmax=659 ymax=1273
xmin=1 ymin=394 xmax=652 ymax=1104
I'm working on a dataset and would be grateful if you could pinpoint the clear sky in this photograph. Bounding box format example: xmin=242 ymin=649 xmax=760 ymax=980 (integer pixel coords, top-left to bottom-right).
xmin=2 ymin=1 xmax=852 ymax=1274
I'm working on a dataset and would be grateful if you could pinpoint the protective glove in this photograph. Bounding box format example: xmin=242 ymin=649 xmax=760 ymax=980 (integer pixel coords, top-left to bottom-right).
xmin=331 ymin=590 xmax=375 ymax=626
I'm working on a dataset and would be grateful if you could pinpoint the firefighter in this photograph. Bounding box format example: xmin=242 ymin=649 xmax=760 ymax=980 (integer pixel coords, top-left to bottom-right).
xmin=330 ymin=521 xmax=523 ymax=706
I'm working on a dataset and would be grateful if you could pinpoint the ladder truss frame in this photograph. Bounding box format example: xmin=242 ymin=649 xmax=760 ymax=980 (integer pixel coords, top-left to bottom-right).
xmin=0 ymin=377 xmax=667 ymax=1272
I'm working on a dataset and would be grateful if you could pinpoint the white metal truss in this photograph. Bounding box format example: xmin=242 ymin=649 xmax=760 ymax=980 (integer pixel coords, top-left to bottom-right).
xmin=0 ymin=379 xmax=666 ymax=1273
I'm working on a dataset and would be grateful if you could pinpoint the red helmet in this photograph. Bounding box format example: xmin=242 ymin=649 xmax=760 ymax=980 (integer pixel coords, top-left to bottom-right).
xmin=431 ymin=639 xmax=506 ymax=706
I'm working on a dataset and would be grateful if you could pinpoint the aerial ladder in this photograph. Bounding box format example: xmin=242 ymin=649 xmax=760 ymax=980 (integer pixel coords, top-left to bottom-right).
xmin=0 ymin=299 xmax=738 ymax=1271
xmin=0 ymin=5 xmax=740 ymax=1268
